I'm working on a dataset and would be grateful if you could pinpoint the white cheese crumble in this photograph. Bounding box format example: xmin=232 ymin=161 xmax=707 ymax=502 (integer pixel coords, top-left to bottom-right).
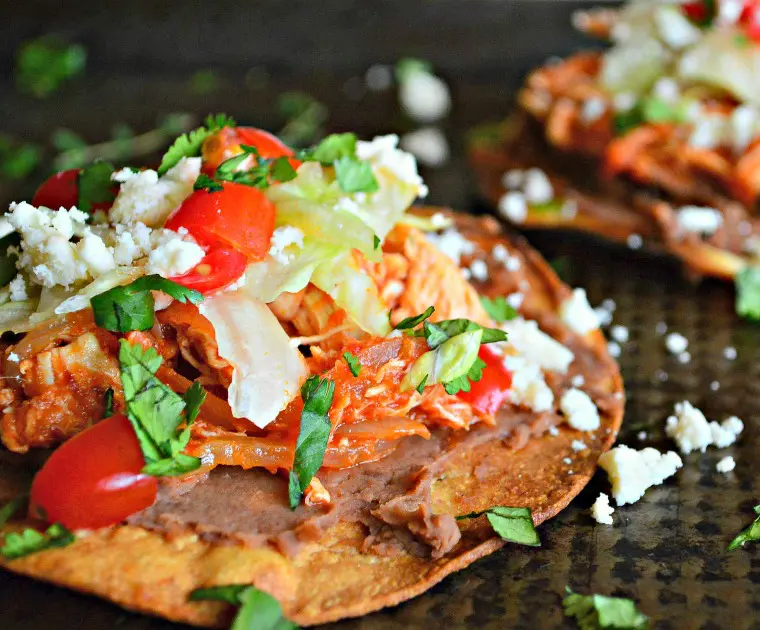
xmin=8 ymin=275 xmax=27 ymax=302
xmin=571 ymin=439 xmax=587 ymax=452
xmin=559 ymin=288 xmax=600 ymax=335
xmin=716 ymin=456 xmax=736 ymax=474
xmin=560 ymin=388 xmax=600 ymax=431
xmin=6 ymin=352 xmax=19 ymax=363
xmin=268 ymin=226 xmax=305 ymax=265
xmin=599 ymin=445 xmax=683 ymax=506
xmin=665 ymin=401 xmax=744 ymax=454
xmin=504 ymin=355 xmax=554 ymax=412
xmin=676 ymin=206 xmax=723 ymax=236
xmin=501 ymin=169 xmax=524 ymax=190
xmin=723 ymin=346 xmax=737 ymax=360
xmin=548 ymin=426 xmax=559 ymax=436
xmin=571 ymin=374 xmax=585 ymax=388
xmin=581 ymin=97 xmax=606 ymax=124
xmin=399 ymin=127 xmax=449 ymax=167
xmin=637 ymin=431 xmax=647 ymax=441
xmin=610 ymin=325 xmax=629 ymax=343
xmin=607 ymin=341 xmax=621 ymax=358
xmin=364 ymin=64 xmax=393 ymax=91
xmin=468 ymin=258 xmax=488 ymax=282
xmin=398 ymin=71 xmax=451 ymax=123
xmin=109 ymin=157 xmax=201 ymax=228
xmin=501 ymin=317 xmax=574 ymax=373
xmin=665 ymin=332 xmax=688 ymax=355
xmin=523 ymin=168 xmax=554 ymax=204
xmin=590 ymin=493 xmax=615 ymax=525
xmin=146 ymin=233 xmax=206 ymax=278
xmin=356 ymin=134 xmax=429 ymax=197
xmin=497 ymin=191 xmax=528 ymax=224
xmin=425 ymin=228 xmax=474 ymax=266
xmin=626 ymin=233 xmax=643 ymax=249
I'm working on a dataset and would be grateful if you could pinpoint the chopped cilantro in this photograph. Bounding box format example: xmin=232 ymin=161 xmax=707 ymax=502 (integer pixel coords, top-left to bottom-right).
xmin=194 ymin=173 xmax=223 ymax=192
xmin=395 ymin=57 xmax=432 ymax=83
xmin=456 ymin=506 xmax=540 ymax=546
xmin=343 ymin=352 xmax=361 ymax=377
xmin=1 ymin=523 xmax=75 ymax=560
xmin=443 ymin=356 xmax=487 ymax=395
xmin=728 ymin=504 xmax=760 ymax=551
xmin=190 ymin=584 xmax=297 ymax=630
xmin=158 ymin=113 xmax=235 ymax=175
xmin=480 ymin=296 xmax=518 ymax=322
xmin=307 ymin=133 xmax=357 ymax=164
xmin=394 ymin=306 xmax=435 ymax=330
xmin=411 ymin=318 xmax=507 ymax=347
xmin=415 ymin=374 xmax=429 ymax=394
xmin=613 ymin=108 xmax=643 ymax=137
xmin=91 ymin=275 xmax=202 ymax=333
xmin=213 ymin=146 xmax=297 ymax=190
xmin=0 ymin=496 xmax=27 ymax=527
xmin=15 ymin=37 xmax=86 ymax=98
xmin=189 ymin=69 xmax=221 ymax=95
xmin=288 ymin=376 xmax=335 ymax=510
xmin=563 ymin=587 xmax=650 ymax=629
xmin=735 ymin=266 xmax=760 ymax=321
xmin=118 ymin=340 xmax=205 ymax=477
xmin=51 ymin=128 xmax=86 ymax=153
xmin=334 ymin=156 xmax=379 ymax=193
xmin=277 ymin=91 xmax=328 ymax=147
xmin=640 ymin=97 xmax=684 ymax=125
xmin=77 ymin=162 xmax=116 ymax=213
xmin=103 ymin=388 xmax=115 ymax=418
xmin=373 ymin=234 xmax=381 ymax=250
xmin=0 ymin=135 xmax=41 ymax=181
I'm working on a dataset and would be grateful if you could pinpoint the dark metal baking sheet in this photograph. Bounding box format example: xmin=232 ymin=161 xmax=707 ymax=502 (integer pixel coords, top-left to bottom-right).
xmin=0 ymin=1 xmax=757 ymax=628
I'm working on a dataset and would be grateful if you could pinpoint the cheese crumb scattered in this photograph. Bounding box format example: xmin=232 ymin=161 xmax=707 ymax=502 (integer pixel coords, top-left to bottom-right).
xmin=146 ymin=232 xmax=205 ymax=278
xmin=560 ymin=388 xmax=600 ymax=431
xmin=610 ymin=325 xmax=629 ymax=343
xmin=523 ymin=168 xmax=554 ymax=204
xmin=571 ymin=439 xmax=587 ymax=452
xmin=268 ymin=226 xmax=305 ymax=265
xmin=665 ymin=401 xmax=744 ymax=454
xmin=559 ymin=288 xmax=600 ymax=335
xmin=599 ymin=445 xmax=683 ymax=506
xmin=468 ymin=258 xmax=488 ymax=282
xmin=504 ymin=355 xmax=554 ymax=412
xmin=723 ymin=346 xmax=737 ymax=360
xmin=7 ymin=352 xmax=19 ymax=363
xmin=626 ymin=233 xmax=643 ymax=249
xmin=608 ymin=341 xmax=621 ymax=358
xmin=548 ymin=426 xmax=559 ymax=436
xmin=425 ymin=228 xmax=474 ymax=266
xmin=676 ymin=206 xmax=723 ymax=236
xmin=399 ymin=127 xmax=449 ymax=167
xmin=8 ymin=275 xmax=27 ymax=302
xmin=591 ymin=493 xmax=615 ymax=525
xmin=571 ymin=374 xmax=585 ymax=388
xmin=398 ymin=71 xmax=451 ymax=123
xmin=497 ymin=191 xmax=528 ymax=223
xmin=665 ymin=332 xmax=688 ymax=355
xmin=716 ymin=456 xmax=736 ymax=474
xmin=501 ymin=317 xmax=574 ymax=373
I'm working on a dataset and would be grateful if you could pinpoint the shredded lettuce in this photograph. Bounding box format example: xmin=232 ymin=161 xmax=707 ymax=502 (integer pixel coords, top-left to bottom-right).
xmin=401 ymin=329 xmax=483 ymax=391
xmin=199 ymin=290 xmax=309 ymax=429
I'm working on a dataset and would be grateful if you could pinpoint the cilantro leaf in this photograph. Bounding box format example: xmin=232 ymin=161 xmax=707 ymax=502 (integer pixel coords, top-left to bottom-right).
xmin=158 ymin=113 xmax=235 ymax=175
xmin=215 ymin=146 xmax=297 ymax=190
xmin=480 ymin=296 xmax=518 ymax=323
xmin=735 ymin=266 xmax=760 ymax=321
xmin=0 ymin=135 xmax=41 ymax=181
xmin=614 ymin=108 xmax=643 ymax=137
xmin=373 ymin=234 xmax=381 ymax=250
xmin=190 ymin=585 xmax=297 ymax=630
xmin=1 ymin=523 xmax=75 ymax=560
xmin=415 ymin=374 xmax=429 ymax=394
xmin=641 ymin=97 xmax=684 ymax=125
xmin=194 ymin=173 xmax=223 ymax=192
xmin=411 ymin=318 xmax=507 ymax=347
xmin=456 ymin=506 xmax=540 ymax=546
xmin=334 ymin=156 xmax=379 ymax=193
xmin=728 ymin=504 xmax=760 ymax=551
xmin=394 ymin=306 xmax=435 ymax=330
xmin=269 ymin=156 xmax=298 ymax=183
xmin=77 ymin=162 xmax=116 ymax=212
xmin=443 ymin=356 xmax=486 ymax=395
xmin=396 ymin=58 xmax=432 ymax=83
xmin=277 ymin=91 xmax=328 ymax=147
xmin=118 ymin=340 xmax=202 ymax=477
xmin=343 ymin=352 xmax=361 ymax=377
xmin=288 ymin=376 xmax=335 ymax=510
xmin=103 ymin=388 xmax=115 ymax=418
xmin=563 ymin=587 xmax=650 ymax=630
xmin=15 ymin=37 xmax=86 ymax=98
xmin=308 ymin=133 xmax=357 ymax=164
xmin=0 ymin=496 xmax=27 ymax=527
xmin=91 ymin=274 xmax=203 ymax=333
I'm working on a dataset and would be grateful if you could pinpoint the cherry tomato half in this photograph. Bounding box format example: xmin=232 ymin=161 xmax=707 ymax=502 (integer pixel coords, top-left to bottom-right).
xmin=741 ymin=1 xmax=760 ymax=41
xmin=165 ymin=181 xmax=276 ymax=261
xmin=201 ymin=126 xmax=300 ymax=174
xmin=29 ymin=414 xmax=157 ymax=530
xmin=169 ymin=246 xmax=248 ymax=294
xmin=32 ymin=169 xmax=79 ymax=209
xmin=457 ymin=346 xmax=513 ymax=416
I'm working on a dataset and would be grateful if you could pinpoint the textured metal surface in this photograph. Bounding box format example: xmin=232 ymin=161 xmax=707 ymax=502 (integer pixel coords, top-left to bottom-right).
xmin=1 ymin=1 xmax=758 ymax=628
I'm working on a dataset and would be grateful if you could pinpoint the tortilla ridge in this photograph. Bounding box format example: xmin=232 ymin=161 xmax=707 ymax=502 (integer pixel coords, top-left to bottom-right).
xmin=0 ymin=211 xmax=623 ymax=627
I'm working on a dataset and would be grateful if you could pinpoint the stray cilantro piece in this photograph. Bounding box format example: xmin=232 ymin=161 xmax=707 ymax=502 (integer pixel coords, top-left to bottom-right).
xmin=343 ymin=352 xmax=361 ymax=377
xmin=456 ymin=506 xmax=540 ymax=546
xmin=415 ymin=374 xmax=429 ymax=394
xmin=735 ymin=266 xmax=760 ymax=321
xmin=118 ymin=340 xmax=205 ymax=477
xmin=1 ymin=523 xmax=75 ymax=560
xmin=0 ymin=233 xmax=21 ymax=287
xmin=411 ymin=318 xmax=507 ymax=347
xmin=91 ymin=275 xmax=203 ymax=333
xmin=480 ymin=296 xmax=518 ymax=323
xmin=194 ymin=173 xmax=223 ymax=192
xmin=214 ymin=146 xmax=297 ymax=190
xmin=190 ymin=584 xmax=297 ymax=630
xmin=307 ymin=133 xmax=357 ymax=164
xmin=443 ymin=357 xmax=486 ymax=395
xmin=189 ymin=69 xmax=221 ymax=95
xmin=563 ymin=587 xmax=650 ymax=630
xmin=640 ymin=97 xmax=684 ymax=125
xmin=77 ymin=162 xmax=116 ymax=213
xmin=394 ymin=306 xmax=435 ymax=330
xmin=728 ymin=504 xmax=760 ymax=551
xmin=158 ymin=113 xmax=236 ymax=175
xmin=15 ymin=37 xmax=86 ymax=98
xmin=395 ymin=58 xmax=432 ymax=83
xmin=0 ymin=135 xmax=41 ymax=181
xmin=103 ymin=388 xmax=115 ymax=418
xmin=277 ymin=91 xmax=329 ymax=147
xmin=288 ymin=376 xmax=335 ymax=510
xmin=334 ymin=156 xmax=379 ymax=194
xmin=51 ymin=128 xmax=86 ymax=152
xmin=0 ymin=496 xmax=27 ymax=527
xmin=614 ymin=108 xmax=643 ymax=137
xmin=373 ymin=234 xmax=381 ymax=250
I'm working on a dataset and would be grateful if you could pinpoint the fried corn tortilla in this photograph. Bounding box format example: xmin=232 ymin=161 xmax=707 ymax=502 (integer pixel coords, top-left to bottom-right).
xmin=0 ymin=211 xmax=623 ymax=627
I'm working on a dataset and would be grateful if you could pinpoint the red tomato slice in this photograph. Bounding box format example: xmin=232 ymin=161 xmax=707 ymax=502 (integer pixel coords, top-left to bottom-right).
xmin=202 ymin=126 xmax=300 ymax=173
xmin=31 ymin=169 xmax=79 ymax=209
xmin=457 ymin=346 xmax=513 ymax=416
xmin=29 ymin=414 xmax=157 ymax=530
xmin=164 ymin=182 xmax=276 ymax=261
xmin=169 ymin=246 xmax=248 ymax=294
xmin=741 ymin=2 xmax=760 ymax=40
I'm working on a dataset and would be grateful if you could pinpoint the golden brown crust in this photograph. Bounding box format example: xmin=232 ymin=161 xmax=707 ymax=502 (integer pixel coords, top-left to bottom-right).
xmin=0 ymin=211 xmax=623 ymax=627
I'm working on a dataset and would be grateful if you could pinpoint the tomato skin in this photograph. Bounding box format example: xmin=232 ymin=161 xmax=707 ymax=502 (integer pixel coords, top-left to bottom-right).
xmin=457 ymin=346 xmax=513 ymax=416
xmin=201 ymin=126 xmax=300 ymax=174
xmin=32 ymin=169 xmax=79 ymax=209
xmin=164 ymin=182 xmax=276 ymax=261
xmin=169 ymin=246 xmax=248 ymax=294
xmin=29 ymin=414 xmax=157 ymax=530
xmin=741 ymin=1 xmax=760 ymax=40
